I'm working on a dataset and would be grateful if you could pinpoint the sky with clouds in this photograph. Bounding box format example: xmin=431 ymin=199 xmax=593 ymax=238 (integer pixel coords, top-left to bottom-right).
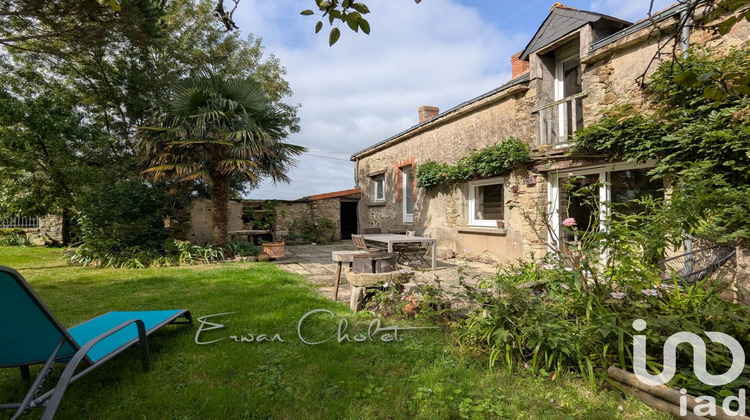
xmin=237 ymin=0 xmax=674 ymax=200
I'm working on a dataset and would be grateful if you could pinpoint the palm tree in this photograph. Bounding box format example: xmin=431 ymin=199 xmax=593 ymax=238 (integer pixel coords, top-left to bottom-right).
xmin=137 ymin=70 xmax=305 ymax=247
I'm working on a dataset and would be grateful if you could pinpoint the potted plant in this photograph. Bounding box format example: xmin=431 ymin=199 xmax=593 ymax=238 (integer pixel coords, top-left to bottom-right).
xmin=496 ymin=220 xmax=505 ymax=229
xmin=262 ymin=240 xmax=285 ymax=259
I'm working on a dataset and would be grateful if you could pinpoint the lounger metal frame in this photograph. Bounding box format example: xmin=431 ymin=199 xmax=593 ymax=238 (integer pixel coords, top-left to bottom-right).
xmin=0 ymin=266 xmax=192 ymax=420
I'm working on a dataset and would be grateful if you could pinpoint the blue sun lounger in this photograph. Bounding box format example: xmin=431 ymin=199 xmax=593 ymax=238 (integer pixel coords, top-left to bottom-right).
xmin=0 ymin=265 xmax=192 ymax=419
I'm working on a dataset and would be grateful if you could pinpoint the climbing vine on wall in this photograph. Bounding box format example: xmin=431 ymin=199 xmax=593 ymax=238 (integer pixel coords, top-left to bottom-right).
xmin=415 ymin=138 xmax=531 ymax=189
xmin=571 ymin=44 xmax=750 ymax=243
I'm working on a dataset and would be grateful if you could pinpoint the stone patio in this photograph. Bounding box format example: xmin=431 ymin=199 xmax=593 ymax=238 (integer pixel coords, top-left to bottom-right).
xmin=273 ymin=241 xmax=501 ymax=305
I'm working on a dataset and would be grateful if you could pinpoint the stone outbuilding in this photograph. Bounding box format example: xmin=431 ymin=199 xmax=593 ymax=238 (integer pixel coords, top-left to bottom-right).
xmin=187 ymin=188 xmax=361 ymax=244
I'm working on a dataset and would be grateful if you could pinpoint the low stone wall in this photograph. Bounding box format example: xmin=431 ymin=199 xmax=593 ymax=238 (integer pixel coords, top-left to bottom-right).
xmin=188 ymin=199 xmax=244 ymax=244
xmin=188 ymin=197 xmax=345 ymax=244
xmin=21 ymin=215 xmax=64 ymax=245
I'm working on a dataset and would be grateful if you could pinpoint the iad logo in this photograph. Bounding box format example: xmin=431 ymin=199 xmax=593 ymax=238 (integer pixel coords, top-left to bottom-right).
xmin=632 ymin=318 xmax=745 ymax=386
xmin=633 ymin=319 xmax=750 ymax=417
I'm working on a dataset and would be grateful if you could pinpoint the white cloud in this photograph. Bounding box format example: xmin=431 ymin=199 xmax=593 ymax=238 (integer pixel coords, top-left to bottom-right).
xmin=235 ymin=0 xmax=524 ymax=200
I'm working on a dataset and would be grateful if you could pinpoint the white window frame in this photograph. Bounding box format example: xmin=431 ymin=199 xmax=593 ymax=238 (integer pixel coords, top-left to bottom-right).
xmin=554 ymin=43 xmax=580 ymax=147
xmin=547 ymin=160 xmax=658 ymax=254
xmin=402 ymin=167 xmax=414 ymax=223
xmin=468 ymin=178 xmax=504 ymax=227
xmin=372 ymin=174 xmax=385 ymax=203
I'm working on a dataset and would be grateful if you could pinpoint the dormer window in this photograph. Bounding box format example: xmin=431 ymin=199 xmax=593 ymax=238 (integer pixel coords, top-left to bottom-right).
xmin=533 ymin=39 xmax=585 ymax=147
xmin=554 ymin=42 xmax=582 ymax=102
xmin=553 ymin=41 xmax=583 ymax=146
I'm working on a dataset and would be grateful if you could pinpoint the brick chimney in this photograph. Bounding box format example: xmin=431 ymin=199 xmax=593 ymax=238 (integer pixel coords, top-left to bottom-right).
xmin=418 ymin=106 xmax=439 ymax=123
xmin=510 ymin=51 xmax=529 ymax=78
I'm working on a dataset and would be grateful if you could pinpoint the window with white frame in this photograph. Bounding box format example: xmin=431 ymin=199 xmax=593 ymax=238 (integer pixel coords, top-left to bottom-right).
xmin=469 ymin=179 xmax=504 ymax=227
xmin=553 ymin=41 xmax=583 ymax=145
xmin=371 ymin=174 xmax=385 ymax=203
xmin=547 ymin=162 xmax=662 ymax=251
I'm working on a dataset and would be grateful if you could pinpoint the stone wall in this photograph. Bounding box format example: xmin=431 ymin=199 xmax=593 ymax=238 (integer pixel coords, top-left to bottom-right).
xmin=311 ymin=199 xmax=342 ymax=241
xmin=188 ymin=199 xmax=244 ymax=244
xmin=275 ymin=198 xmax=342 ymax=241
xmin=274 ymin=202 xmax=309 ymax=239
xmin=355 ymin=87 xmax=538 ymax=262
xmin=734 ymin=246 xmax=750 ymax=303
xmin=22 ymin=215 xmax=64 ymax=245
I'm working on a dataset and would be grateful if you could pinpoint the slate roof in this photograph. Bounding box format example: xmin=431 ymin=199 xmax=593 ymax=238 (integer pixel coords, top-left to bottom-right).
xmin=519 ymin=6 xmax=631 ymax=60
xmin=590 ymin=2 xmax=685 ymax=51
xmin=350 ymin=74 xmax=530 ymax=160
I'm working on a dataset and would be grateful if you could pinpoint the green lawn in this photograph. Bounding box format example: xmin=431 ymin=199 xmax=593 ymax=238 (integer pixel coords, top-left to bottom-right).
xmin=0 ymin=247 xmax=668 ymax=419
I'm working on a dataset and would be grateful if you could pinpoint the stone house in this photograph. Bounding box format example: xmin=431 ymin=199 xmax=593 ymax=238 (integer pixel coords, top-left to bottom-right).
xmin=351 ymin=1 xmax=750 ymax=276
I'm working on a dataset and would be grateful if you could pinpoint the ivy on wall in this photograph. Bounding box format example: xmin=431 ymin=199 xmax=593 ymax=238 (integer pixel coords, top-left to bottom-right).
xmin=571 ymin=44 xmax=750 ymax=243
xmin=415 ymin=138 xmax=531 ymax=189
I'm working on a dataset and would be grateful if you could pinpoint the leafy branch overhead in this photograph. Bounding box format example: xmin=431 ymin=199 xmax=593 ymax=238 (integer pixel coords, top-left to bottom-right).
xmin=301 ymin=0 xmax=423 ymax=46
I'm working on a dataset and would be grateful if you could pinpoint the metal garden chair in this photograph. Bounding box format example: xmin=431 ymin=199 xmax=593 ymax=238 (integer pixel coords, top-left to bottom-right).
xmin=0 ymin=266 xmax=192 ymax=419
xmin=658 ymin=244 xmax=736 ymax=286
xmin=394 ymin=231 xmax=429 ymax=266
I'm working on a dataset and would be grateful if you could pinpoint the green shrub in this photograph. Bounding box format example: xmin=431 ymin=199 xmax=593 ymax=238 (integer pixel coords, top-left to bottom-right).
xmin=69 ymin=239 xmax=226 ymax=268
xmin=76 ymin=178 xmax=169 ymax=257
xmin=455 ymin=258 xmax=750 ymax=397
xmin=0 ymin=228 xmax=30 ymax=246
xmin=247 ymin=201 xmax=279 ymax=230
xmin=226 ymin=240 xmax=260 ymax=257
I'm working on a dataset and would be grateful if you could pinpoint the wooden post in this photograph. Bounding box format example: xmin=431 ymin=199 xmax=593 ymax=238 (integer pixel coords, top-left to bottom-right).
xmin=613 ymin=382 xmax=703 ymax=420
xmin=333 ymin=262 xmax=342 ymax=301
xmin=607 ymin=367 xmax=750 ymax=420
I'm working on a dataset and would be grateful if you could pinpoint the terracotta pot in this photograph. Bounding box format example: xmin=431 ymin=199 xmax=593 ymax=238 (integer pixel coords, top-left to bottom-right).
xmin=263 ymin=241 xmax=285 ymax=259
xmin=497 ymin=220 xmax=505 ymax=229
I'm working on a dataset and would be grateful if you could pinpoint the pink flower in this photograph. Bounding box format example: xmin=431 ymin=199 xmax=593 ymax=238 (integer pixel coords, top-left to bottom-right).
xmin=560 ymin=283 xmax=570 ymax=290
xmin=611 ymin=292 xmax=626 ymax=299
xmin=562 ymin=218 xmax=577 ymax=227
xmin=641 ymin=289 xmax=659 ymax=297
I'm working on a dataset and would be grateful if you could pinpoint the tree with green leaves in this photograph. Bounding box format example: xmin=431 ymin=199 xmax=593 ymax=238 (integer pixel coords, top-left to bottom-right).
xmin=1 ymin=0 xmax=300 ymax=244
xmin=0 ymin=0 xmax=165 ymax=50
xmin=137 ymin=71 xmax=305 ymax=247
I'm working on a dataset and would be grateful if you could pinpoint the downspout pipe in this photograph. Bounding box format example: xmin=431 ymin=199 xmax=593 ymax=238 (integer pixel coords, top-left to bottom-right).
xmin=680 ymin=2 xmax=695 ymax=57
